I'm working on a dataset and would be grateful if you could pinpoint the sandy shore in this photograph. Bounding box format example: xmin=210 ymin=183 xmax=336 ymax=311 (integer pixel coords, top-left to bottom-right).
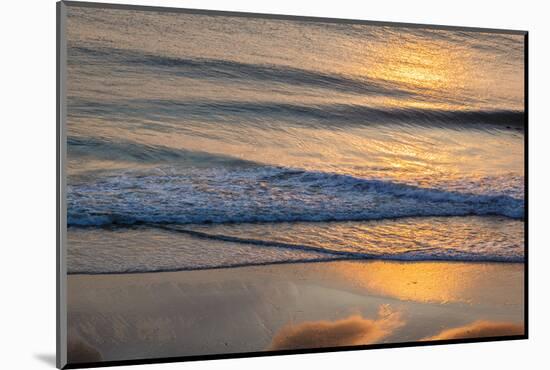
xmin=67 ymin=260 xmax=524 ymax=364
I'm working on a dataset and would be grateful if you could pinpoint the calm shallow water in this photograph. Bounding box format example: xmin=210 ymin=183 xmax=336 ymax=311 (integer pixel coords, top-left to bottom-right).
xmin=65 ymin=7 xmax=524 ymax=274
xmin=68 ymin=216 xmax=523 ymax=274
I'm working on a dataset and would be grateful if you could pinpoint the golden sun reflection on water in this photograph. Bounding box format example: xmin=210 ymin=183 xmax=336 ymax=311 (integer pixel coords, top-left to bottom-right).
xmin=327 ymin=261 xmax=524 ymax=305
xmin=373 ymin=44 xmax=457 ymax=89
xmin=354 ymin=36 xmax=470 ymax=111
xmin=348 ymin=30 xmax=523 ymax=112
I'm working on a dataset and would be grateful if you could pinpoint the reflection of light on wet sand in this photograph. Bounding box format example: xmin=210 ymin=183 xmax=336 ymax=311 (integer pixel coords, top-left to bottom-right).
xmin=269 ymin=305 xmax=403 ymax=350
xmin=327 ymin=261 xmax=524 ymax=305
xmin=423 ymin=320 xmax=524 ymax=340
xmin=67 ymin=260 xmax=525 ymax=361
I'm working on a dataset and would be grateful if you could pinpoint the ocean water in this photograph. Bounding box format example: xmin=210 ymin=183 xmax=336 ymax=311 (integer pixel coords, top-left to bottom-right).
xmin=65 ymin=7 xmax=525 ymax=274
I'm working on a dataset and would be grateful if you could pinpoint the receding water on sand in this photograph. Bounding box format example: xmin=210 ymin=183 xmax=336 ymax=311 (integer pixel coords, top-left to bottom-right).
xmin=68 ymin=216 xmax=523 ymax=274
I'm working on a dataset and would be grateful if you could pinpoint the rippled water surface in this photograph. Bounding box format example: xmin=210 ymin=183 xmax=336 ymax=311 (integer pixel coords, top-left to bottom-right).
xmin=65 ymin=7 xmax=525 ymax=273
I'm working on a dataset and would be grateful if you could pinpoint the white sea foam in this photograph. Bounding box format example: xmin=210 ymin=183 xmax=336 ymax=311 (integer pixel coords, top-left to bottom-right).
xmin=67 ymin=166 xmax=523 ymax=227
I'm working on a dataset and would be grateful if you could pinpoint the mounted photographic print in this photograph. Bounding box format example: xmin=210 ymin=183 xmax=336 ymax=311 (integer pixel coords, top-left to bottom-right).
xmin=56 ymin=1 xmax=528 ymax=368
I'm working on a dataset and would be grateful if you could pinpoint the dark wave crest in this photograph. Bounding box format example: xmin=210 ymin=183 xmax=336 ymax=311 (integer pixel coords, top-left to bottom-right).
xmin=69 ymin=45 xmax=413 ymax=98
xmin=68 ymin=136 xmax=260 ymax=167
xmin=69 ymin=97 xmax=524 ymax=129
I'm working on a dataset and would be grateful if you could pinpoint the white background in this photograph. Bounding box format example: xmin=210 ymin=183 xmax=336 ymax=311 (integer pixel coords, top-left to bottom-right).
xmin=1 ymin=0 xmax=548 ymax=369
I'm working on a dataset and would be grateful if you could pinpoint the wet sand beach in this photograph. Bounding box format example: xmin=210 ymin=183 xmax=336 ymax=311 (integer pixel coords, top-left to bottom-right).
xmin=67 ymin=260 xmax=524 ymax=364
